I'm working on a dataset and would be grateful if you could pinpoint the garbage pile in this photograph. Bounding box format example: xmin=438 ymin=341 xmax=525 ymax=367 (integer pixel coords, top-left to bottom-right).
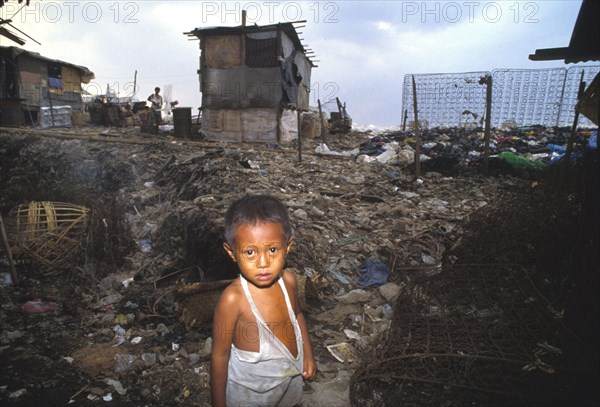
xmin=0 ymin=123 xmax=597 ymax=406
xmin=317 ymin=125 xmax=596 ymax=178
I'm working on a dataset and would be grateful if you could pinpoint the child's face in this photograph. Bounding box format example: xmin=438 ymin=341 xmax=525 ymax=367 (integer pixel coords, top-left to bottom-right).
xmin=224 ymin=221 xmax=293 ymax=288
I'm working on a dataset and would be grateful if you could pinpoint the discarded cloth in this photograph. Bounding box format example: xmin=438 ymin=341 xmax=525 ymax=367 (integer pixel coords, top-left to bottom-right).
xmin=21 ymin=299 xmax=58 ymax=314
xmin=358 ymin=259 xmax=389 ymax=287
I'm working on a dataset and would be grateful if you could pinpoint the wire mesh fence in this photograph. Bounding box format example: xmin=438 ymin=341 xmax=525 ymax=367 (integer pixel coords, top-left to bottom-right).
xmin=349 ymin=264 xmax=596 ymax=407
xmin=401 ymin=65 xmax=600 ymax=128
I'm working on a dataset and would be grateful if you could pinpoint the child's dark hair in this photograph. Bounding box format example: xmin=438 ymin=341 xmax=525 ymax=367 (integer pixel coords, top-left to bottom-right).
xmin=224 ymin=195 xmax=292 ymax=246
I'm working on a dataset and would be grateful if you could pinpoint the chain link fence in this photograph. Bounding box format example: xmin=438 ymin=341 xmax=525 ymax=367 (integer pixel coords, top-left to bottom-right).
xmin=401 ymin=65 xmax=600 ymax=128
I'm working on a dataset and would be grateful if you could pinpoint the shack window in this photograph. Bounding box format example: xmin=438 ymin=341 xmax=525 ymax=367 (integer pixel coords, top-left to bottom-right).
xmin=47 ymin=63 xmax=63 ymax=89
xmin=245 ymin=37 xmax=278 ymax=68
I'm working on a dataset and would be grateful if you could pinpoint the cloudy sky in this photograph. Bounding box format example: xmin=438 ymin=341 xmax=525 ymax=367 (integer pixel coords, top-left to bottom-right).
xmin=0 ymin=0 xmax=586 ymax=127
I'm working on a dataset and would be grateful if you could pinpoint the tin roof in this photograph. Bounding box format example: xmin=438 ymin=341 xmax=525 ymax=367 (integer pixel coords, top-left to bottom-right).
xmin=529 ymin=0 xmax=600 ymax=64
xmin=185 ymin=21 xmax=307 ymax=53
xmin=1 ymin=45 xmax=95 ymax=83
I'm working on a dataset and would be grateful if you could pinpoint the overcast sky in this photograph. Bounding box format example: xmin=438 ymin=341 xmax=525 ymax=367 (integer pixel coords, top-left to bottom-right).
xmin=0 ymin=0 xmax=586 ymax=127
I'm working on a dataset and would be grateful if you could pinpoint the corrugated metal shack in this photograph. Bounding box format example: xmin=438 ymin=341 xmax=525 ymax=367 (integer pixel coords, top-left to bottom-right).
xmin=185 ymin=21 xmax=315 ymax=143
xmin=0 ymin=46 xmax=95 ymax=126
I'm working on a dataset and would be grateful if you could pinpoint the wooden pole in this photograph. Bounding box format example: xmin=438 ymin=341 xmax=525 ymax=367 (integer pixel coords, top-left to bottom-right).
xmin=565 ymin=71 xmax=585 ymax=164
xmin=132 ymin=70 xmax=138 ymax=98
xmin=0 ymin=213 xmax=18 ymax=284
xmin=335 ymin=97 xmax=344 ymax=141
xmin=47 ymin=83 xmax=55 ymax=127
xmin=411 ymin=75 xmax=421 ymax=178
xmin=482 ymin=74 xmax=492 ymax=175
xmin=317 ymin=99 xmax=327 ymax=145
xmin=402 ymin=109 xmax=408 ymax=131
xmin=297 ymin=110 xmax=303 ymax=163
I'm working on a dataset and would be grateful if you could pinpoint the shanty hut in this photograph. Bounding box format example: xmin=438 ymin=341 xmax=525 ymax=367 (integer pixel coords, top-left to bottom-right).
xmin=185 ymin=20 xmax=315 ymax=143
xmin=0 ymin=46 xmax=95 ymax=126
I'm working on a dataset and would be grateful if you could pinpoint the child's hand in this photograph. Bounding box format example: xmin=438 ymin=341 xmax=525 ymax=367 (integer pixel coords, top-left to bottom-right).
xmin=302 ymin=357 xmax=317 ymax=381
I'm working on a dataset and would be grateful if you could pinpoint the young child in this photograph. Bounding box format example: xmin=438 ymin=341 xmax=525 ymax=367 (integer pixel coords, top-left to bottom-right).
xmin=211 ymin=195 xmax=317 ymax=407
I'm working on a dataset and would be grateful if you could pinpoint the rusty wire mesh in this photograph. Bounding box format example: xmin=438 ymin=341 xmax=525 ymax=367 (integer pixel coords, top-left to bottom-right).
xmin=350 ymin=263 xmax=594 ymax=406
xmin=401 ymin=65 xmax=600 ymax=128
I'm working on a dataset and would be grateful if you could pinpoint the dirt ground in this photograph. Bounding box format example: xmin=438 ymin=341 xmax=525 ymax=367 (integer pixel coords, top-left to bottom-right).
xmin=0 ymin=125 xmax=598 ymax=406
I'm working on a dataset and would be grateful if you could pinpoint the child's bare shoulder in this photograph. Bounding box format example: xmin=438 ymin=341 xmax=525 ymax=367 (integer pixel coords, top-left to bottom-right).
xmin=218 ymin=278 xmax=243 ymax=307
xmin=281 ymin=269 xmax=298 ymax=288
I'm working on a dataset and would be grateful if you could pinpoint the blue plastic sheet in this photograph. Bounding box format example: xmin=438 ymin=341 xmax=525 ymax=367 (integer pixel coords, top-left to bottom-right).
xmin=358 ymin=259 xmax=389 ymax=287
xmin=588 ymin=130 xmax=597 ymax=150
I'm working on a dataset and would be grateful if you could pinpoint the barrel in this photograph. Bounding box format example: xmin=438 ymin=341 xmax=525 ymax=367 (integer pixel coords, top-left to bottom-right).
xmin=0 ymin=100 xmax=22 ymax=126
xmin=173 ymin=107 xmax=192 ymax=138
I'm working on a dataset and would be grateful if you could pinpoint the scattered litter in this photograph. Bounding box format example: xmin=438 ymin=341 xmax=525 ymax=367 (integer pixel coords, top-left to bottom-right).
xmin=0 ymin=272 xmax=13 ymax=287
xmin=123 ymin=300 xmax=138 ymax=309
xmin=96 ymin=294 xmax=123 ymax=310
xmin=358 ymin=259 xmax=389 ymax=287
xmin=379 ymin=283 xmax=401 ymax=302
xmin=138 ymin=239 xmax=152 ymax=253
xmin=326 ymin=342 xmax=358 ymax=363
xmin=122 ymin=278 xmax=134 ymax=288
xmin=105 ymin=379 xmax=127 ymax=395
xmin=9 ymin=388 xmax=27 ymax=399
xmin=114 ymin=354 xmax=137 ymax=373
xmin=343 ymin=329 xmax=361 ymax=341
xmin=21 ymin=299 xmax=58 ymax=314
xmin=335 ymin=289 xmax=371 ymax=304
xmin=142 ymin=353 xmax=157 ymax=366
xmin=112 ymin=325 xmax=127 ymax=346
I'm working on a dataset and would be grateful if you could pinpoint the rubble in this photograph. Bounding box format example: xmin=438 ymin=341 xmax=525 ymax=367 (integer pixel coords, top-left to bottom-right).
xmin=0 ymin=123 xmax=598 ymax=406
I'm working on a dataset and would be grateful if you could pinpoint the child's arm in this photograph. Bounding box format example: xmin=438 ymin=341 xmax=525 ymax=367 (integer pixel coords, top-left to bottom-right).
xmin=210 ymin=285 xmax=240 ymax=407
xmin=297 ymin=309 xmax=317 ymax=380
xmin=283 ymin=271 xmax=317 ymax=381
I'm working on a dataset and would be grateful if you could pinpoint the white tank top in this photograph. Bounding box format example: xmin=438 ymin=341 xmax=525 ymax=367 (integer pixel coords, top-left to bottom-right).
xmin=227 ymin=274 xmax=304 ymax=394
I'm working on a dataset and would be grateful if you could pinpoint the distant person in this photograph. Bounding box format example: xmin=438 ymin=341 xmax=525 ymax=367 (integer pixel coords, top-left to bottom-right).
xmin=211 ymin=195 xmax=317 ymax=407
xmin=147 ymin=87 xmax=163 ymax=125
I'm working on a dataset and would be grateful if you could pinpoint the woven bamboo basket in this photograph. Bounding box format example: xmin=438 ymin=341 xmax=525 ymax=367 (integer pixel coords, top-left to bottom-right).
xmin=9 ymin=201 xmax=89 ymax=272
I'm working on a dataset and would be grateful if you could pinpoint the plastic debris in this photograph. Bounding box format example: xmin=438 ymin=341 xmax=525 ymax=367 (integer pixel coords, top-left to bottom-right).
xmin=105 ymin=378 xmax=127 ymax=395
xmin=335 ymin=289 xmax=371 ymax=304
xmin=0 ymin=272 xmax=13 ymax=287
xmin=358 ymin=259 xmax=389 ymax=287
xmin=122 ymin=278 xmax=134 ymax=288
xmin=326 ymin=342 xmax=358 ymax=363
xmin=21 ymin=299 xmax=58 ymax=314
xmin=9 ymin=389 xmax=27 ymax=399
xmin=112 ymin=325 xmax=127 ymax=346
xmin=142 ymin=352 xmax=157 ymax=366
xmin=114 ymin=354 xmax=137 ymax=373
xmin=138 ymin=239 xmax=152 ymax=253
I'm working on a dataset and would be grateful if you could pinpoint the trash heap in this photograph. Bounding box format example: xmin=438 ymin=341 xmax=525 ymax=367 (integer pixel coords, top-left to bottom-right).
xmin=321 ymin=125 xmax=596 ymax=178
xmin=0 ymin=124 xmax=597 ymax=406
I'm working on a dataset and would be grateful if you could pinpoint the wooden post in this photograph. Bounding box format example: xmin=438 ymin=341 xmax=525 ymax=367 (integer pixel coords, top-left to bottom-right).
xmin=317 ymin=99 xmax=327 ymax=145
xmin=411 ymin=75 xmax=421 ymax=178
xmin=335 ymin=97 xmax=344 ymax=141
xmin=297 ymin=111 xmax=303 ymax=163
xmin=47 ymin=83 xmax=55 ymax=127
xmin=402 ymin=109 xmax=408 ymax=131
xmin=0 ymin=213 xmax=18 ymax=284
xmin=482 ymin=74 xmax=492 ymax=175
xmin=565 ymin=71 xmax=585 ymax=164
xmin=132 ymin=70 xmax=138 ymax=98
